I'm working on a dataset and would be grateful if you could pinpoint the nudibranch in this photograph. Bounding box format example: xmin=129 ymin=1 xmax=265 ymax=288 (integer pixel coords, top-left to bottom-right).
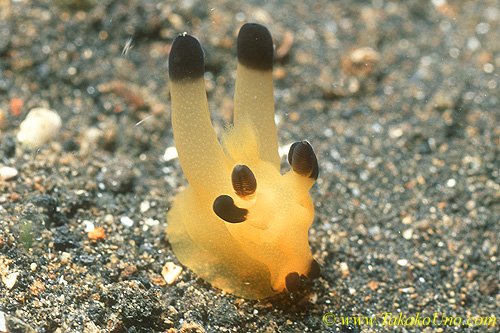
xmin=166 ymin=23 xmax=320 ymax=299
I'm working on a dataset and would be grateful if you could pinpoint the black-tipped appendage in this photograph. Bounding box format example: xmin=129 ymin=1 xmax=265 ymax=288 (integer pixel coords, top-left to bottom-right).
xmin=169 ymin=33 xmax=205 ymax=81
xmin=288 ymin=141 xmax=319 ymax=180
xmin=285 ymin=272 xmax=301 ymax=292
xmin=232 ymin=165 xmax=257 ymax=198
xmin=237 ymin=23 xmax=273 ymax=71
xmin=213 ymin=195 xmax=248 ymax=223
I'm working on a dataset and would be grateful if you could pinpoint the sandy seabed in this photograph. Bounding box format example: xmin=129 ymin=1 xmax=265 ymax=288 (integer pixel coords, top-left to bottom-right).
xmin=1 ymin=0 xmax=499 ymax=332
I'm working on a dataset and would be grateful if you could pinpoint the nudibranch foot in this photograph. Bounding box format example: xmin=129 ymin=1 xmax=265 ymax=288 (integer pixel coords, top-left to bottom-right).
xmin=166 ymin=23 xmax=320 ymax=299
xmin=168 ymin=188 xmax=276 ymax=299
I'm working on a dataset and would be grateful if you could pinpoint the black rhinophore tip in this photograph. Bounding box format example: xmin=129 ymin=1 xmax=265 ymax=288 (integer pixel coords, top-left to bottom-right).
xmin=213 ymin=195 xmax=248 ymax=223
xmin=169 ymin=33 xmax=205 ymax=81
xmin=285 ymin=272 xmax=301 ymax=292
xmin=307 ymin=259 xmax=321 ymax=279
xmin=232 ymin=165 xmax=257 ymax=198
xmin=237 ymin=23 xmax=273 ymax=71
xmin=288 ymin=141 xmax=319 ymax=180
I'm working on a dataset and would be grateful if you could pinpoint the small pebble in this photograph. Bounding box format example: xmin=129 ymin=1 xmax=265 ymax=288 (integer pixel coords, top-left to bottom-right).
xmin=0 ymin=166 xmax=18 ymax=181
xmin=163 ymin=146 xmax=178 ymax=161
xmin=367 ymin=280 xmax=379 ymax=291
xmin=9 ymin=98 xmax=23 ymax=116
xmin=162 ymin=262 xmax=182 ymax=284
xmin=340 ymin=262 xmax=350 ymax=276
xmin=79 ymin=254 xmax=95 ymax=265
xmin=60 ymin=252 xmax=71 ymax=265
xmin=401 ymin=287 xmax=415 ymax=293
xmin=402 ymin=215 xmax=413 ymax=224
xmin=2 ymin=272 xmax=19 ymax=289
xmin=120 ymin=216 xmax=134 ymax=227
xmin=82 ymin=220 xmax=95 ymax=232
xmin=345 ymin=47 xmax=381 ymax=77
xmin=88 ymin=227 xmax=106 ymax=241
xmin=397 ymin=259 xmax=409 ymax=266
xmin=53 ymin=225 xmax=79 ymax=251
xmin=120 ymin=265 xmax=137 ymax=279
xmin=104 ymin=214 xmax=114 ymax=224
xmin=140 ymin=201 xmax=150 ymax=213
xmin=402 ymin=228 xmax=413 ymax=240
xmin=0 ymin=311 xmax=6 ymax=332
xmin=17 ymin=107 xmax=62 ymax=149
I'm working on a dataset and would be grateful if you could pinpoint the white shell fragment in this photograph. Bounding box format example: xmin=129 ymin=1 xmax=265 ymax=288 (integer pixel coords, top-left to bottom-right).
xmin=1 ymin=272 xmax=19 ymax=289
xmin=0 ymin=311 xmax=6 ymax=333
xmin=161 ymin=262 xmax=182 ymax=284
xmin=17 ymin=108 xmax=62 ymax=149
xmin=162 ymin=146 xmax=178 ymax=161
xmin=0 ymin=166 xmax=18 ymax=181
xmin=120 ymin=216 xmax=134 ymax=227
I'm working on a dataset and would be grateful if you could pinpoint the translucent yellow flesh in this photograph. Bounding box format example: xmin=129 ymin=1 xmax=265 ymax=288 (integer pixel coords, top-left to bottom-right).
xmin=166 ymin=62 xmax=316 ymax=299
xmin=170 ymin=79 xmax=229 ymax=197
xmin=234 ymin=65 xmax=280 ymax=169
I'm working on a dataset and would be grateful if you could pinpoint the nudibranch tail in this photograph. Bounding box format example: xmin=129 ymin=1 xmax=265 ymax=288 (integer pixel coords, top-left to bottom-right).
xmin=234 ymin=23 xmax=280 ymax=169
xmin=168 ymin=34 xmax=229 ymax=194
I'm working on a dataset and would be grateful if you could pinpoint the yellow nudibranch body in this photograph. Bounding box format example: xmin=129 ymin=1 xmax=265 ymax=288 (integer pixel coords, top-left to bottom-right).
xmin=166 ymin=23 xmax=320 ymax=299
